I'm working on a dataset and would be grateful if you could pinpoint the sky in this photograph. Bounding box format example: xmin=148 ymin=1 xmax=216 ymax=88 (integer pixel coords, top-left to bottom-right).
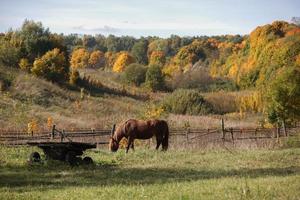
xmin=0 ymin=0 xmax=299 ymax=38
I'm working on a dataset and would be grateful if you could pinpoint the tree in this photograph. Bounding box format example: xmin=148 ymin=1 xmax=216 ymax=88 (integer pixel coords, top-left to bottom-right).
xmin=88 ymin=50 xmax=105 ymax=68
xmin=131 ymin=39 xmax=148 ymax=64
xmin=123 ymin=63 xmax=147 ymax=86
xmin=18 ymin=20 xmax=53 ymax=62
xmin=291 ymin=17 xmax=300 ymax=26
xmin=266 ymin=67 xmax=300 ymax=123
xmin=145 ymin=65 xmax=165 ymax=91
xmin=104 ymin=51 xmax=118 ymax=68
xmin=31 ymin=48 xmax=68 ymax=82
xmin=70 ymin=48 xmax=89 ymax=69
xmin=83 ymin=35 xmax=97 ymax=50
xmin=149 ymin=51 xmax=166 ymax=67
xmin=0 ymin=38 xmax=21 ymax=67
xmin=106 ymin=35 xmax=120 ymax=52
xmin=112 ymin=52 xmax=135 ymax=72
xmin=147 ymin=39 xmax=169 ymax=58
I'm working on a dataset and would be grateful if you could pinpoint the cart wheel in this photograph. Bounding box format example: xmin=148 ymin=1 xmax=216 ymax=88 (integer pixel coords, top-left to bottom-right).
xmin=29 ymin=152 xmax=41 ymax=163
xmin=65 ymin=151 xmax=76 ymax=165
xmin=83 ymin=156 xmax=93 ymax=165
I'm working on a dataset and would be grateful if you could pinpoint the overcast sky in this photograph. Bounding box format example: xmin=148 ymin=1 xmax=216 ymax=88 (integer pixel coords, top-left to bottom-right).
xmin=0 ymin=0 xmax=299 ymax=37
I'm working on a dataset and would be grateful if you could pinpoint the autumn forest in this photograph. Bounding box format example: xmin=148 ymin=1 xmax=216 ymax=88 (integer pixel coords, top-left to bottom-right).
xmin=0 ymin=19 xmax=300 ymax=129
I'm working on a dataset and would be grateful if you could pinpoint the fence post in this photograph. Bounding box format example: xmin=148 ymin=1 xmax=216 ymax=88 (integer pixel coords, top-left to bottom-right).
xmin=276 ymin=123 xmax=280 ymax=142
xmin=221 ymin=118 xmax=225 ymax=139
xmin=51 ymin=125 xmax=55 ymax=140
xmin=230 ymin=128 xmax=234 ymax=144
xmin=186 ymin=128 xmax=190 ymax=145
xmin=282 ymin=120 xmax=287 ymax=137
xmin=61 ymin=129 xmax=64 ymax=142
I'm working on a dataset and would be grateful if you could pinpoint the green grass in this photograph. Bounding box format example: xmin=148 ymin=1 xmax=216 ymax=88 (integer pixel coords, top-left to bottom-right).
xmin=0 ymin=146 xmax=299 ymax=200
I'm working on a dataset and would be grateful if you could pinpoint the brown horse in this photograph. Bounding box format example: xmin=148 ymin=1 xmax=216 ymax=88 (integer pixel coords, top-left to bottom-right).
xmin=109 ymin=119 xmax=169 ymax=153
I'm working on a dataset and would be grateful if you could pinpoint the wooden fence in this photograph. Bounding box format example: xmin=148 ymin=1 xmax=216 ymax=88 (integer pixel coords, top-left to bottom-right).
xmin=0 ymin=120 xmax=299 ymax=149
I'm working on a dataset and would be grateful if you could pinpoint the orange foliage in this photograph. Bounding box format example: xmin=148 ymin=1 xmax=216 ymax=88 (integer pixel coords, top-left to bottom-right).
xmin=286 ymin=27 xmax=300 ymax=36
xmin=88 ymin=50 xmax=105 ymax=68
xmin=149 ymin=50 xmax=166 ymax=66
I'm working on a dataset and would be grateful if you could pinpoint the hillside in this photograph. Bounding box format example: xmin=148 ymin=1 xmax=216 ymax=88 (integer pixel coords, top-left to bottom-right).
xmin=0 ymin=20 xmax=299 ymax=130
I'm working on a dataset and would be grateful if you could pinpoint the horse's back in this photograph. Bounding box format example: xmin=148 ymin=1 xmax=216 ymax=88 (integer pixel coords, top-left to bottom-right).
xmin=124 ymin=119 xmax=168 ymax=139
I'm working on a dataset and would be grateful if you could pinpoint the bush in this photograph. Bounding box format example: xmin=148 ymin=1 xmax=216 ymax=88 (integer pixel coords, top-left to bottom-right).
xmin=162 ymin=89 xmax=213 ymax=115
xmin=31 ymin=48 xmax=69 ymax=82
xmin=145 ymin=65 xmax=165 ymax=91
xmin=19 ymin=58 xmax=31 ymax=72
xmin=123 ymin=63 xmax=147 ymax=86
xmin=167 ymin=68 xmax=238 ymax=92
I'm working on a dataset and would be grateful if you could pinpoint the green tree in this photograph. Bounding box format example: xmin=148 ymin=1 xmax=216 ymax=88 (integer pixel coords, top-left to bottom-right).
xmin=31 ymin=48 xmax=69 ymax=82
xmin=131 ymin=39 xmax=148 ymax=65
xmin=145 ymin=65 xmax=165 ymax=91
xmin=123 ymin=63 xmax=147 ymax=86
xmin=18 ymin=20 xmax=53 ymax=61
xmin=266 ymin=67 xmax=300 ymax=123
xmin=0 ymin=39 xmax=21 ymax=67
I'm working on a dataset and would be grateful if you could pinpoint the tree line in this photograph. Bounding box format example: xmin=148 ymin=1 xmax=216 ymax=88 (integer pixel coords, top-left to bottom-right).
xmin=0 ymin=19 xmax=299 ymax=125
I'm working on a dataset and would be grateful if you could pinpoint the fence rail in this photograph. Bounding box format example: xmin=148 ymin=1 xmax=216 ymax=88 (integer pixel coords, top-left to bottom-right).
xmin=0 ymin=120 xmax=299 ymax=148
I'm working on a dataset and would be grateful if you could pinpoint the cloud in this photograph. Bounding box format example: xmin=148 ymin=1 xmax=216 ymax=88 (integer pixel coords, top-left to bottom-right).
xmin=72 ymin=25 xmax=119 ymax=33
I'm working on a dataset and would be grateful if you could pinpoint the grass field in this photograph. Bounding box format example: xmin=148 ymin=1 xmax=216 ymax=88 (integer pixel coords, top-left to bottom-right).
xmin=0 ymin=145 xmax=299 ymax=200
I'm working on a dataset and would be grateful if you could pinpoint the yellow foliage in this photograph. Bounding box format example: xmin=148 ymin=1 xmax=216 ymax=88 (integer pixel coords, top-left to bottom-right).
xmin=19 ymin=58 xmax=31 ymax=71
xmin=162 ymin=64 xmax=181 ymax=76
xmin=31 ymin=48 xmax=68 ymax=81
xmin=144 ymin=104 xmax=165 ymax=119
xmin=237 ymin=91 xmax=264 ymax=116
xmin=70 ymin=48 xmax=89 ymax=69
xmin=112 ymin=52 xmax=135 ymax=72
xmin=27 ymin=119 xmax=39 ymax=134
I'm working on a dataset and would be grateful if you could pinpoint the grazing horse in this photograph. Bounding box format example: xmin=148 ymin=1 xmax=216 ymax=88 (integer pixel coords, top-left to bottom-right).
xmin=109 ymin=119 xmax=169 ymax=153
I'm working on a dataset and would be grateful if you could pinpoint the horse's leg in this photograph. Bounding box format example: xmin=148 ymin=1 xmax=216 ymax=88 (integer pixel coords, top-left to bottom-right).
xmin=126 ymin=137 xmax=134 ymax=153
xmin=131 ymin=141 xmax=134 ymax=151
xmin=155 ymin=135 xmax=162 ymax=150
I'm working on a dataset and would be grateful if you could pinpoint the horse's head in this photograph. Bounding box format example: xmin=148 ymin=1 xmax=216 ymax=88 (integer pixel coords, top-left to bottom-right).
xmin=109 ymin=125 xmax=121 ymax=152
xmin=109 ymin=136 xmax=119 ymax=152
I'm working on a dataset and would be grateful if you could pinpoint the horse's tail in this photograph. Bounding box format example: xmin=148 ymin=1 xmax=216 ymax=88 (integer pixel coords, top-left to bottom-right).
xmin=162 ymin=121 xmax=169 ymax=151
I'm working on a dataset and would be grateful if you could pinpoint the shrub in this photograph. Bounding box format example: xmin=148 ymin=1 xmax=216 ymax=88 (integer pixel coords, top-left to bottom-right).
xmin=123 ymin=63 xmax=147 ymax=86
xmin=145 ymin=65 xmax=165 ymax=91
xmin=70 ymin=48 xmax=89 ymax=69
xmin=0 ymin=40 xmax=21 ymax=67
xmin=162 ymin=89 xmax=213 ymax=115
xmin=19 ymin=58 xmax=31 ymax=72
xmin=31 ymin=48 xmax=69 ymax=82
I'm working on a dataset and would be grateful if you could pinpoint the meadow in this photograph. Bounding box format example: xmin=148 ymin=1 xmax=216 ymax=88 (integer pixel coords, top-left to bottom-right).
xmin=0 ymin=145 xmax=299 ymax=200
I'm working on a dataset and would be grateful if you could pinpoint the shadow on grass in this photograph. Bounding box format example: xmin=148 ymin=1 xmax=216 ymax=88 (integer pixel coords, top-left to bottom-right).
xmin=0 ymin=163 xmax=299 ymax=191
